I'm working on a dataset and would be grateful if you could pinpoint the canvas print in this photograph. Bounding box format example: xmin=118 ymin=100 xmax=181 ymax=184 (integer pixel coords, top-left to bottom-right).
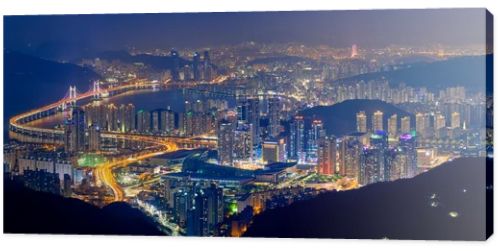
xmin=3 ymin=9 xmax=493 ymax=240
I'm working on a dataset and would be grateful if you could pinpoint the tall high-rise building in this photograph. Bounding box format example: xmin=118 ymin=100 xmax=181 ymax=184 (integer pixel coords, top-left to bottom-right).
xmin=203 ymin=50 xmax=213 ymax=81
xmin=105 ymin=104 xmax=118 ymax=131
xmin=288 ymin=116 xmax=305 ymax=162
xmin=204 ymin=184 xmax=224 ymax=235
xmin=217 ymin=119 xmax=235 ymax=166
xmin=118 ymin=104 xmax=135 ymax=132
xmin=388 ymin=114 xmax=398 ymax=138
xmin=360 ymin=147 xmax=385 ymax=186
xmin=87 ymin=124 xmax=101 ymax=152
xmin=162 ymin=107 xmax=176 ymax=134
xmin=434 ymin=113 xmax=446 ymax=131
xmin=186 ymin=184 xmax=224 ymax=236
xmin=84 ymin=101 xmax=106 ymax=129
xmin=63 ymin=121 xmax=74 ymax=154
xmin=186 ymin=193 xmax=208 ymax=236
xmin=400 ymin=116 xmax=411 ymax=134
xmin=174 ymin=188 xmax=192 ymax=228
xmin=317 ymin=136 xmax=337 ymax=175
xmin=370 ymin=131 xmax=389 ymax=149
xmin=398 ymin=133 xmax=418 ymax=178
xmin=64 ymin=107 xmax=86 ymax=153
xmin=372 ymin=110 xmax=384 ymax=132
xmin=356 ymin=111 xmax=367 ymax=133
xmin=151 ymin=109 xmax=161 ymax=133
xmin=415 ymin=112 xmax=426 ymax=137
xmin=307 ymin=120 xmax=325 ymax=162
xmin=170 ymin=49 xmax=180 ymax=81
xmin=234 ymin=123 xmax=253 ymax=161
xmin=136 ymin=110 xmax=151 ymax=133
xmin=182 ymin=65 xmax=192 ymax=81
xmin=192 ymin=52 xmax=201 ymax=81
xmin=267 ymin=98 xmax=281 ymax=138
xmin=248 ymin=99 xmax=260 ymax=145
xmin=237 ymin=98 xmax=260 ymax=145
xmin=338 ymin=135 xmax=362 ymax=179
xmin=177 ymin=112 xmax=186 ymax=135
xmin=451 ymin=111 xmax=461 ymax=128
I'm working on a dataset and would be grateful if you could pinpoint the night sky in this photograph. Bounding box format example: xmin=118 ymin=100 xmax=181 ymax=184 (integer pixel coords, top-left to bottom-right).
xmin=5 ymin=9 xmax=488 ymax=53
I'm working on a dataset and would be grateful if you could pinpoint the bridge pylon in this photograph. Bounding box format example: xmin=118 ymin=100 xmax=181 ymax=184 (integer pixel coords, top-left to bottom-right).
xmin=93 ymin=81 xmax=101 ymax=99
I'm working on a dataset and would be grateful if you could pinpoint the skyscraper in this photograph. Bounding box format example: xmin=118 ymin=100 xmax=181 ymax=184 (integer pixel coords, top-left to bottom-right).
xmin=398 ymin=133 xmax=418 ymax=178
xmin=217 ymin=119 xmax=235 ymax=166
xmin=151 ymin=109 xmax=161 ymax=133
xmin=136 ymin=110 xmax=151 ymax=133
xmin=203 ymin=50 xmax=213 ymax=81
xmin=416 ymin=112 xmax=428 ymax=137
xmin=192 ymin=52 xmax=201 ymax=81
xmin=356 ymin=111 xmax=367 ymax=133
xmin=204 ymin=184 xmax=224 ymax=235
xmin=360 ymin=147 xmax=385 ymax=186
xmin=451 ymin=111 xmax=461 ymax=128
xmin=400 ymin=116 xmax=411 ymax=134
xmin=388 ymin=114 xmax=398 ymax=138
xmin=288 ymin=116 xmax=305 ymax=162
xmin=118 ymin=103 xmax=135 ymax=132
xmin=186 ymin=184 xmax=224 ymax=236
xmin=267 ymin=98 xmax=281 ymax=138
xmin=307 ymin=120 xmax=325 ymax=162
xmin=234 ymin=123 xmax=253 ymax=161
xmin=372 ymin=110 xmax=384 ymax=132
xmin=170 ymin=49 xmax=180 ymax=81
xmin=237 ymin=98 xmax=260 ymax=145
xmin=186 ymin=193 xmax=208 ymax=236
xmin=64 ymin=107 xmax=86 ymax=153
xmin=105 ymin=104 xmax=118 ymax=131
xmin=87 ymin=123 xmax=101 ymax=152
xmin=162 ymin=107 xmax=176 ymax=135
xmin=338 ymin=135 xmax=362 ymax=179
xmin=317 ymin=136 xmax=337 ymax=175
xmin=434 ymin=113 xmax=446 ymax=131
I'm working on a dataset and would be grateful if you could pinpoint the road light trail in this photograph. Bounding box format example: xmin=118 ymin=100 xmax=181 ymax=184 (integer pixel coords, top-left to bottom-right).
xmin=8 ymin=81 xmax=214 ymax=202
xmin=96 ymin=142 xmax=178 ymax=202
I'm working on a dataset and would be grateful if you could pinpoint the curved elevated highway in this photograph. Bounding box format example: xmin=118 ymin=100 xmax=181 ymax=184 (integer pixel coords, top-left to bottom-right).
xmin=9 ymin=82 xmax=216 ymax=201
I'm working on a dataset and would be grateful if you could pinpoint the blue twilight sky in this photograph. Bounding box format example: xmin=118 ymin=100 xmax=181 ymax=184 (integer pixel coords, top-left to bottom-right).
xmin=4 ymin=8 xmax=489 ymax=53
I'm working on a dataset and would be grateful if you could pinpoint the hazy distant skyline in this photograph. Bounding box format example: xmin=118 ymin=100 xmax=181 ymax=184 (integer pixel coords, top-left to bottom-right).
xmin=5 ymin=9 xmax=489 ymax=54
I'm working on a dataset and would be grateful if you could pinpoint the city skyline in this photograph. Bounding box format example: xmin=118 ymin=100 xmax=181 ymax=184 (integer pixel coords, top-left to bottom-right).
xmin=3 ymin=9 xmax=493 ymax=240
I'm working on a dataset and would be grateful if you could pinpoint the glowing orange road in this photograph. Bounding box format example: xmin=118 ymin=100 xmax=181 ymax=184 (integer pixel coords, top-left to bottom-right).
xmin=9 ymin=81 xmax=215 ymax=202
xmin=95 ymin=142 xmax=178 ymax=202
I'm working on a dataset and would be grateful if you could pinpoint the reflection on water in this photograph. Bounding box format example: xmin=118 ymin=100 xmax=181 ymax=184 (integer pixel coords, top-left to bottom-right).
xmin=25 ymin=112 xmax=66 ymax=129
xmin=30 ymin=88 xmax=236 ymax=129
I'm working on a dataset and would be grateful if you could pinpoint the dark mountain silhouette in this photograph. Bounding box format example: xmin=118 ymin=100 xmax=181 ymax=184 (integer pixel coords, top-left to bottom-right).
xmin=93 ymin=50 xmax=192 ymax=72
xmin=4 ymin=178 xmax=164 ymax=236
xmin=244 ymin=157 xmax=493 ymax=240
xmin=4 ymin=50 xmax=101 ymax=123
xmin=32 ymin=41 xmax=98 ymax=62
xmin=335 ymin=55 xmax=493 ymax=95
xmin=299 ymin=99 xmax=414 ymax=137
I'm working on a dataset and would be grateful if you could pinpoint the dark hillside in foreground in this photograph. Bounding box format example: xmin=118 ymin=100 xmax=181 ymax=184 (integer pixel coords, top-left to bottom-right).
xmin=4 ymin=178 xmax=164 ymax=236
xmin=245 ymin=157 xmax=492 ymax=240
